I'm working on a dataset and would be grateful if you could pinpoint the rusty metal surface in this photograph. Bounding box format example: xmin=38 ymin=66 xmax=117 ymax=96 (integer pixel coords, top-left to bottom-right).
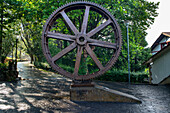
xmin=41 ymin=1 xmax=122 ymax=80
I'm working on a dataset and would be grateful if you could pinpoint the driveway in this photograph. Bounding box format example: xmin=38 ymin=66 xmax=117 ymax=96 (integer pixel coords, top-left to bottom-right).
xmin=0 ymin=61 xmax=170 ymax=113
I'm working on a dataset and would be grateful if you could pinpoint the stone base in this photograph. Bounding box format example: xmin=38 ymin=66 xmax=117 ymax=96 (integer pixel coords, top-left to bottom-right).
xmin=70 ymin=85 xmax=141 ymax=103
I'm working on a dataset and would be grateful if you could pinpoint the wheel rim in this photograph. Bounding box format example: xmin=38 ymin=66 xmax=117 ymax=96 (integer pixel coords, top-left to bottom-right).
xmin=42 ymin=1 xmax=122 ymax=80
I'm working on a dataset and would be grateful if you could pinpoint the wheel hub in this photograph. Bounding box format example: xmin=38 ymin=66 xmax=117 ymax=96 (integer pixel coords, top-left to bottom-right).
xmin=76 ymin=34 xmax=87 ymax=46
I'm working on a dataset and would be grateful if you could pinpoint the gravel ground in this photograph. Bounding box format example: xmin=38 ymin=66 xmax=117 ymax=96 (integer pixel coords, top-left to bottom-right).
xmin=0 ymin=62 xmax=170 ymax=113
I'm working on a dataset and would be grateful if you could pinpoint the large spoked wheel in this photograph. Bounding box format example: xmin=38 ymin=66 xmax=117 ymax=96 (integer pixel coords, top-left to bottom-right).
xmin=42 ymin=1 xmax=122 ymax=80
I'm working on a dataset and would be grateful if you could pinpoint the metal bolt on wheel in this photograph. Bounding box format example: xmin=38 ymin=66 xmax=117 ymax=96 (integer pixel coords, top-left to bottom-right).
xmin=42 ymin=1 xmax=122 ymax=80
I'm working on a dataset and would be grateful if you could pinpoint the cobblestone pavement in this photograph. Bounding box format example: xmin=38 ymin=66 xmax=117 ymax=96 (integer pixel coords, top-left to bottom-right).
xmin=0 ymin=62 xmax=170 ymax=113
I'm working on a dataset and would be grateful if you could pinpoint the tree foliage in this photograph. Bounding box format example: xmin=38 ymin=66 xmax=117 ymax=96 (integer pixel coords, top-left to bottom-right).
xmin=1 ymin=0 xmax=159 ymax=73
xmin=0 ymin=0 xmax=23 ymax=61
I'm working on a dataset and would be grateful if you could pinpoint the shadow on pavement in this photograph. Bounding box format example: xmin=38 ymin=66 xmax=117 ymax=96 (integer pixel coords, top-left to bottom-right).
xmin=0 ymin=62 xmax=170 ymax=113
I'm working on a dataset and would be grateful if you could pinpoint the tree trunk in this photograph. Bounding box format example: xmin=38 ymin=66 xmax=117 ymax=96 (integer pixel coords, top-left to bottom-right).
xmin=19 ymin=49 xmax=21 ymax=60
xmin=30 ymin=54 xmax=34 ymax=64
xmin=0 ymin=1 xmax=4 ymax=62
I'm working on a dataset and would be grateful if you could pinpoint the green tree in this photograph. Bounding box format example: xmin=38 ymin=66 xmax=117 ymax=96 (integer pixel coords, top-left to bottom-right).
xmin=4 ymin=0 xmax=159 ymax=73
xmin=0 ymin=0 xmax=23 ymax=62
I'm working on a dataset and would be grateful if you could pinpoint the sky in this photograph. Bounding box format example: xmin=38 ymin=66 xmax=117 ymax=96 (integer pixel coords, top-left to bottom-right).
xmin=146 ymin=0 xmax=170 ymax=47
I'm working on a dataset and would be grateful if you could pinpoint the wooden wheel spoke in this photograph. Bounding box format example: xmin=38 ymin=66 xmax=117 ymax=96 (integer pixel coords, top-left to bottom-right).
xmin=85 ymin=44 xmax=104 ymax=70
xmin=47 ymin=32 xmax=76 ymax=41
xmin=88 ymin=38 xmax=117 ymax=49
xmin=52 ymin=42 xmax=77 ymax=62
xmin=60 ymin=10 xmax=79 ymax=35
xmin=73 ymin=46 xmax=83 ymax=76
xmin=87 ymin=19 xmax=112 ymax=38
xmin=81 ymin=6 xmax=90 ymax=34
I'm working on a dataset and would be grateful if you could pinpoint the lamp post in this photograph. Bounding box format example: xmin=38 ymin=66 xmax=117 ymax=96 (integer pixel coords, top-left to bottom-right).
xmin=125 ymin=21 xmax=130 ymax=84
xmin=15 ymin=39 xmax=18 ymax=70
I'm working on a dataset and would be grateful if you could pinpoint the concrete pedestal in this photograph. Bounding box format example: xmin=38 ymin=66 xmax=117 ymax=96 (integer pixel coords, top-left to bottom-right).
xmin=70 ymin=85 xmax=141 ymax=103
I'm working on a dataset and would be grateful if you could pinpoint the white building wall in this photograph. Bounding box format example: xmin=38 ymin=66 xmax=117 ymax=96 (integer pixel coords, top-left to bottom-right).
xmin=151 ymin=50 xmax=170 ymax=84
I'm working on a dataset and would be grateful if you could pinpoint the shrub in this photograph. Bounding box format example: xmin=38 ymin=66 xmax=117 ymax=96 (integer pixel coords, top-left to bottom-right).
xmin=34 ymin=61 xmax=51 ymax=69
xmin=34 ymin=61 xmax=75 ymax=73
xmin=1 ymin=55 xmax=6 ymax=63
xmin=34 ymin=61 xmax=148 ymax=83
xmin=59 ymin=64 xmax=74 ymax=73
xmin=0 ymin=62 xmax=18 ymax=81
xmin=96 ymin=69 xmax=149 ymax=83
xmin=0 ymin=62 xmax=8 ymax=70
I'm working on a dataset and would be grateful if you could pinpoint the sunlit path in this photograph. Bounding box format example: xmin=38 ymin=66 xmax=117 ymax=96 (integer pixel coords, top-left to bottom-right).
xmin=0 ymin=61 xmax=169 ymax=112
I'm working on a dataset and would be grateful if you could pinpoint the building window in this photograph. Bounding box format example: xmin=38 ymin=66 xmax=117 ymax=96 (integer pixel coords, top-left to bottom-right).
xmin=161 ymin=42 xmax=167 ymax=49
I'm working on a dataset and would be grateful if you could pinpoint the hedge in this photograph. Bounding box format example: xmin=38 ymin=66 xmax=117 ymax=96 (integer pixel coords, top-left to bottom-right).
xmin=34 ymin=62 xmax=148 ymax=83
xmin=96 ymin=69 xmax=149 ymax=83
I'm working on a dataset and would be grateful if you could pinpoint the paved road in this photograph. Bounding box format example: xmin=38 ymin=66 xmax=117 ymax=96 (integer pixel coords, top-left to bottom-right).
xmin=0 ymin=62 xmax=170 ymax=113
